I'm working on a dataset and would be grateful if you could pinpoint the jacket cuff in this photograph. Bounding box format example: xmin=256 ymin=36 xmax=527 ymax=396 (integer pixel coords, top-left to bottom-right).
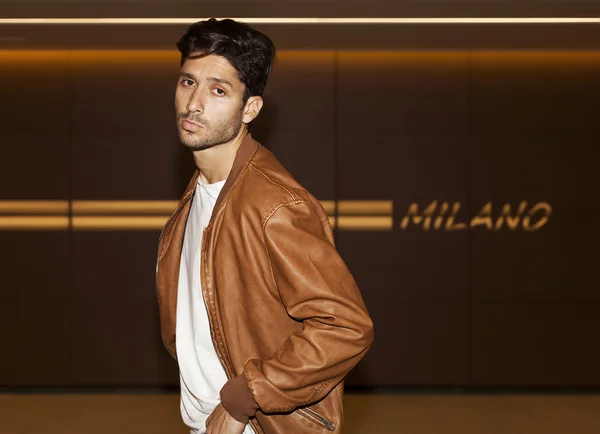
xmin=220 ymin=374 xmax=260 ymax=423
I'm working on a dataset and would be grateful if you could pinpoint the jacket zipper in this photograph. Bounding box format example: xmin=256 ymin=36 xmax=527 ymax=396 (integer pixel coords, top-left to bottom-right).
xmin=201 ymin=224 xmax=236 ymax=379
xmin=156 ymin=195 xmax=190 ymax=286
xmin=158 ymin=193 xmax=192 ymax=243
xmin=297 ymin=407 xmax=335 ymax=431
xmin=156 ymin=195 xmax=193 ymax=359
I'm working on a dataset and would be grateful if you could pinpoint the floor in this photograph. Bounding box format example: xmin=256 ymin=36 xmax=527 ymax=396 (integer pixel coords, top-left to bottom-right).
xmin=1 ymin=392 xmax=599 ymax=434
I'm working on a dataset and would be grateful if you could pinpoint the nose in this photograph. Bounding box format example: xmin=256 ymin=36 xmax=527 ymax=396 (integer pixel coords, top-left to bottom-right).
xmin=186 ymin=88 xmax=204 ymax=114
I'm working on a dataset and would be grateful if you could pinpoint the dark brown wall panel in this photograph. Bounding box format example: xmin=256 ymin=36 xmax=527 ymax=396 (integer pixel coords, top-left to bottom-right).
xmin=67 ymin=52 xmax=185 ymax=385
xmin=0 ymin=51 xmax=71 ymax=386
xmin=0 ymin=233 xmax=70 ymax=299
xmin=70 ymin=51 xmax=188 ymax=200
xmin=70 ymin=52 xmax=178 ymax=131
xmin=469 ymin=53 xmax=600 ymax=384
xmin=70 ymin=233 xmax=172 ymax=384
xmin=338 ymin=52 xmax=470 ymax=134
xmin=72 ymin=233 xmax=161 ymax=301
xmin=0 ymin=52 xmax=70 ymax=199
xmin=71 ymin=130 xmax=186 ymax=199
xmin=253 ymin=51 xmax=336 ymax=200
xmin=336 ymin=53 xmax=470 ymax=199
xmin=336 ymin=53 xmax=470 ymax=386
xmin=559 ymin=134 xmax=600 ymax=214
xmin=0 ymin=132 xmax=70 ymax=199
xmin=472 ymin=303 xmax=600 ymax=385
xmin=0 ymin=297 xmax=70 ymax=386
xmin=340 ymin=232 xmax=469 ymax=303
xmin=346 ymin=302 xmax=468 ymax=386
xmin=470 ymin=133 xmax=563 ymax=302
xmin=470 ymin=133 xmax=599 ymax=302
xmin=4 ymin=0 xmax=600 ymax=20
xmin=8 ymin=24 xmax=600 ymax=52
xmin=470 ymin=134 xmax=562 ymax=204
xmin=471 ymin=52 xmax=600 ymax=133
xmin=71 ymin=298 xmax=166 ymax=385
xmin=0 ymin=51 xmax=70 ymax=130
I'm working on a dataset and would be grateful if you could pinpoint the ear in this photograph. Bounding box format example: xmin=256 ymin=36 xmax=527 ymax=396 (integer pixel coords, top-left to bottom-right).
xmin=242 ymin=96 xmax=264 ymax=124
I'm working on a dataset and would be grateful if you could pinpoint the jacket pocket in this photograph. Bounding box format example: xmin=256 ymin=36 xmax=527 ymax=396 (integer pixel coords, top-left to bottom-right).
xmin=296 ymin=407 xmax=335 ymax=431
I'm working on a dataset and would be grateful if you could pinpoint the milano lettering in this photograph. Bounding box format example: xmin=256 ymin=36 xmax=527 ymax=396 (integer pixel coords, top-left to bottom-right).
xmin=400 ymin=201 xmax=552 ymax=231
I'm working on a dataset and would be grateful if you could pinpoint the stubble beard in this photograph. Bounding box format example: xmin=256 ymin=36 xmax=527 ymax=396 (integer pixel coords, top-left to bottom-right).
xmin=177 ymin=110 xmax=244 ymax=151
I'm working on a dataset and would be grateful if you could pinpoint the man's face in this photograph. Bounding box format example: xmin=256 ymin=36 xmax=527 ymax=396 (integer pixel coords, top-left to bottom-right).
xmin=175 ymin=54 xmax=247 ymax=151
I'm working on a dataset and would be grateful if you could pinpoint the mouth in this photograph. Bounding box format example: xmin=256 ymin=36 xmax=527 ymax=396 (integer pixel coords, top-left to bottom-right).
xmin=181 ymin=119 xmax=202 ymax=132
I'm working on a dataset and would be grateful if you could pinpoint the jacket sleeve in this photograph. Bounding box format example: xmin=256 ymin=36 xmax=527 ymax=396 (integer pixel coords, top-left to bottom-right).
xmin=224 ymin=200 xmax=374 ymax=416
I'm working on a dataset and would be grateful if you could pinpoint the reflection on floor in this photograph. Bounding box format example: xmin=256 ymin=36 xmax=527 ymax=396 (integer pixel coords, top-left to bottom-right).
xmin=1 ymin=392 xmax=599 ymax=434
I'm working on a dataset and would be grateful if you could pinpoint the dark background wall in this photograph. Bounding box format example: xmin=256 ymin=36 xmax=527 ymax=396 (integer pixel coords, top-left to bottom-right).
xmin=1 ymin=1 xmax=600 ymax=389
xmin=2 ymin=0 xmax=600 ymax=18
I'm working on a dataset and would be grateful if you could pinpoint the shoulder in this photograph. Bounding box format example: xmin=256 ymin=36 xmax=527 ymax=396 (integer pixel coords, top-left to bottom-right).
xmin=231 ymin=145 xmax=328 ymax=224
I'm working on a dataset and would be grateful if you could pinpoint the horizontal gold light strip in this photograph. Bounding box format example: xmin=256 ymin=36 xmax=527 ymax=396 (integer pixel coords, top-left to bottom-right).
xmin=0 ymin=201 xmax=69 ymax=214
xmin=338 ymin=200 xmax=392 ymax=216
xmin=0 ymin=215 xmax=392 ymax=231
xmin=329 ymin=216 xmax=393 ymax=231
xmin=0 ymin=201 xmax=393 ymax=230
xmin=0 ymin=216 xmax=69 ymax=230
xmin=72 ymin=200 xmax=178 ymax=214
xmin=75 ymin=216 xmax=394 ymax=230
xmin=72 ymin=216 xmax=168 ymax=230
xmin=1 ymin=18 xmax=600 ymax=25
xmin=0 ymin=200 xmax=390 ymax=216
xmin=321 ymin=200 xmax=335 ymax=215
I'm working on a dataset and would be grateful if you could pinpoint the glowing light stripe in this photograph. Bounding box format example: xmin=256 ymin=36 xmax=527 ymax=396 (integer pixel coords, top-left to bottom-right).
xmin=72 ymin=200 xmax=179 ymax=214
xmin=0 ymin=200 xmax=390 ymax=216
xmin=329 ymin=216 xmax=393 ymax=231
xmin=0 ymin=215 xmax=391 ymax=231
xmin=72 ymin=216 xmax=168 ymax=230
xmin=0 ymin=216 xmax=69 ymax=230
xmin=0 ymin=201 xmax=69 ymax=214
xmin=1 ymin=18 xmax=599 ymax=25
xmin=73 ymin=216 xmax=394 ymax=230
xmin=320 ymin=200 xmax=335 ymax=215
xmin=72 ymin=200 xmax=336 ymax=215
xmin=0 ymin=200 xmax=394 ymax=230
xmin=338 ymin=200 xmax=392 ymax=216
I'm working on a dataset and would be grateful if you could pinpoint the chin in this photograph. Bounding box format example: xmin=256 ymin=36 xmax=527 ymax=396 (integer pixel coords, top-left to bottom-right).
xmin=182 ymin=139 xmax=217 ymax=152
xmin=181 ymin=140 xmax=203 ymax=150
xmin=178 ymin=132 xmax=199 ymax=146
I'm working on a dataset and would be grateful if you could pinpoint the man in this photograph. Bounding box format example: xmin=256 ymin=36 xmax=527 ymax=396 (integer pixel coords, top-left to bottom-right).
xmin=156 ymin=18 xmax=374 ymax=434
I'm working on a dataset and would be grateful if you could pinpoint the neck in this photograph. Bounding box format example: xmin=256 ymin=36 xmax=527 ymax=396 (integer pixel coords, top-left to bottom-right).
xmin=192 ymin=129 xmax=248 ymax=184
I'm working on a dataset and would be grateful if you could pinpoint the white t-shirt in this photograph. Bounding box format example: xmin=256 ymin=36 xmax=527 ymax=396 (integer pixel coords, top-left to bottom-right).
xmin=176 ymin=178 xmax=255 ymax=434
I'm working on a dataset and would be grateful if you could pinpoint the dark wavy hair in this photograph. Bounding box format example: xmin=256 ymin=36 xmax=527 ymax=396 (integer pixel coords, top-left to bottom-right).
xmin=176 ymin=18 xmax=276 ymax=103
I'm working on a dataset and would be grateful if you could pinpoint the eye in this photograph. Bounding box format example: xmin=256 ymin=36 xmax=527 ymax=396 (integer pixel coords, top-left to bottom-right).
xmin=181 ymin=78 xmax=195 ymax=87
xmin=212 ymin=88 xmax=226 ymax=96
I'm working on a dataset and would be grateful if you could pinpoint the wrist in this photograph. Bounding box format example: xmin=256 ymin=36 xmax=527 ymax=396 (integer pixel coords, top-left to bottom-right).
xmin=220 ymin=374 xmax=259 ymax=423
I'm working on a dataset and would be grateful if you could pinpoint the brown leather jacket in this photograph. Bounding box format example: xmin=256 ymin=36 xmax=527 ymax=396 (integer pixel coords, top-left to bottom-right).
xmin=156 ymin=134 xmax=374 ymax=433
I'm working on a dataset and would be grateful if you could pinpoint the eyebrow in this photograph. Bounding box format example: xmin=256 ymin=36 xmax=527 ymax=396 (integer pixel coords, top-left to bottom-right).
xmin=207 ymin=76 xmax=234 ymax=88
xmin=179 ymin=71 xmax=196 ymax=80
xmin=179 ymin=71 xmax=234 ymax=88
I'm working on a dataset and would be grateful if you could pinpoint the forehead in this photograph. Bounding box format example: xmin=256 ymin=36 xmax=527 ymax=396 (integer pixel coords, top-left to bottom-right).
xmin=181 ymin=54 xmax=241 ymax=83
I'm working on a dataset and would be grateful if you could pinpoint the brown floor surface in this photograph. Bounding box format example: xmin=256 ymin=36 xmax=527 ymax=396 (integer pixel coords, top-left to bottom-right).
xmin=1 ymin=393 xmax=599 ymax=434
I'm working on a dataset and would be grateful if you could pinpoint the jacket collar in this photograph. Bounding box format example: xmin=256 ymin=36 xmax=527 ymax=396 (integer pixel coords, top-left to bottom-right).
xmin=182 ymin=132 xmax=260 ymax=216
